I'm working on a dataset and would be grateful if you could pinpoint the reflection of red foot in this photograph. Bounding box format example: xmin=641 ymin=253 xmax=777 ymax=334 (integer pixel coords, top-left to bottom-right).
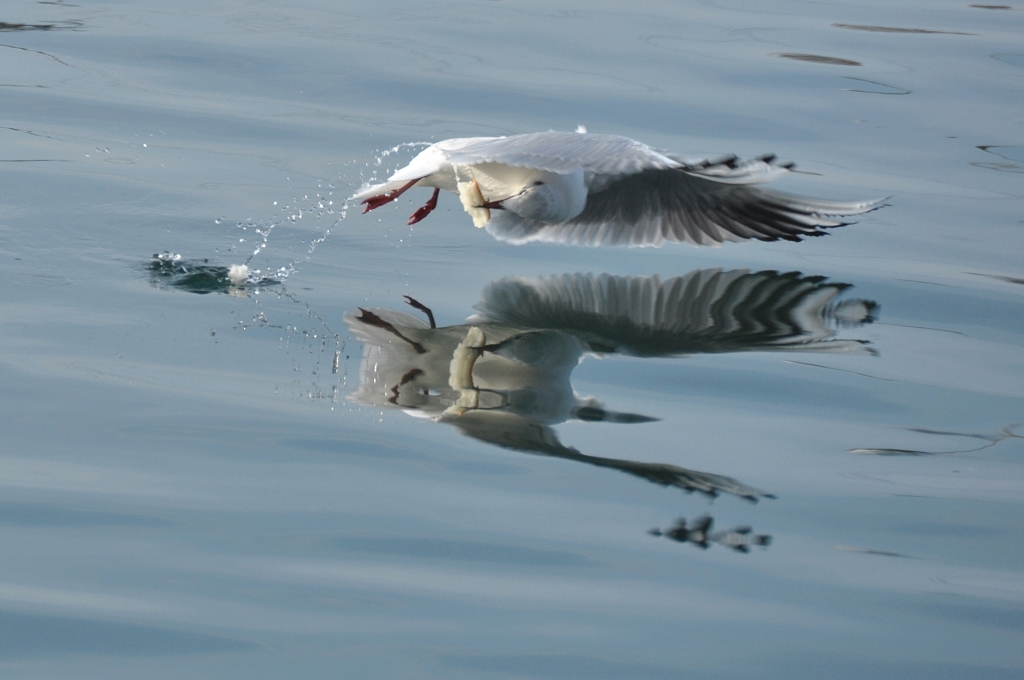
xmin=403 ymin=294 xmax=436 ymax=328
xmin=407 ymin=188 xmax=440 ymax=225
xmin=360 ymin=179 xmax=419 ymax=213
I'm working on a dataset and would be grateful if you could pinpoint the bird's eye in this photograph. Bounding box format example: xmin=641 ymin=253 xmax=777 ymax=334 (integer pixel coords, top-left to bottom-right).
xmin=532 ymin=181 xmax=544 ymax=186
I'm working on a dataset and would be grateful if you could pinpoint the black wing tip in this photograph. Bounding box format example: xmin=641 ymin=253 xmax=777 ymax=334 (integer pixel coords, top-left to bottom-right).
xmin=753 ymin=224 xmax=848 ymax=243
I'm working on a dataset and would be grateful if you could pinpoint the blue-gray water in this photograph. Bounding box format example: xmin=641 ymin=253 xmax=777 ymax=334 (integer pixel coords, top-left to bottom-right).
xmin=2 ymin=1 xmax=1023 ymax=678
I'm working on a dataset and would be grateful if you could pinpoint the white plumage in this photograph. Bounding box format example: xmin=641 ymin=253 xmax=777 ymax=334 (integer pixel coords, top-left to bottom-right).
xmin=354 ymin=131 xmax=885 ymax=246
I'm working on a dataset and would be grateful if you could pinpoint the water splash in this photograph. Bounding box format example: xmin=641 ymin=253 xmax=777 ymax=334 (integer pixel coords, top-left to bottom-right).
xmin=229 ymin=180 xmax=350 ymax=284
xmin=148 ymin=249 xmax=355 ymax=410
xmin=148 ymin=252 xmax=278 ymax=294
xmin=162 ymin=143 xmax=428 ymax=288
xmin=350 ymin=141 xmax=433 ymax=195
xmin=215 ymin=143 xmax=430 ymax=285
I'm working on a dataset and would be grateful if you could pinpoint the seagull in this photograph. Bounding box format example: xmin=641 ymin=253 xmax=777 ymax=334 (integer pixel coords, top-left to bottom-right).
xmin=354 ymin=131 xmax=885 ymax=246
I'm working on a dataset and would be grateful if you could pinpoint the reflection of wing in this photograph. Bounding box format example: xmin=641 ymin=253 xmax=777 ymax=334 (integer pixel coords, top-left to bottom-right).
xmin=447 ymin=410 xmax=571 ymax=454
xmin=448 ymin=411 xmax=771 ymax=501
xmin=343 ymin=308 xmax=457 ymax=411
xmin=470 ymin=270 xmax=875 ymax=356
xmin=345 ymin=308 xmax=429 ymax=342
xmin=486 ymin=168 xmax=882 ymax=246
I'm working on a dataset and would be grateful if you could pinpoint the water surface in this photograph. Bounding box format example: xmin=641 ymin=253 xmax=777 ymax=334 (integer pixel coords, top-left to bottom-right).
xmin=1 ymin=0 xmax=1022 ymax=678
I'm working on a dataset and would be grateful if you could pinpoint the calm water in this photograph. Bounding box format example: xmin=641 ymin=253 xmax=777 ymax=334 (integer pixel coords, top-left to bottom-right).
xmin=2 ymin=0 xmax=1023 ymax=677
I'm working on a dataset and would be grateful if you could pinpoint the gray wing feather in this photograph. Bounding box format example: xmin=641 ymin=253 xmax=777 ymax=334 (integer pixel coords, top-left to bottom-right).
xmin=487 ymin=168 xmax=884 ymax=247
xmin=439 ymin=132 xmax=680 ymax=175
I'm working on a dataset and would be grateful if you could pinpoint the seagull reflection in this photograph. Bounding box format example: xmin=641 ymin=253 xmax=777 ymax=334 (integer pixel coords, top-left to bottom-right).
xmin=345 ymin=269 xmax=877 ymax=503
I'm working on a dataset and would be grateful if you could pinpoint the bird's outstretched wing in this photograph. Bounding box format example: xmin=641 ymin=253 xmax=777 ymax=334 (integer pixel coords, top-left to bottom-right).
xmin=438 ymin=132 xmax=681 ymax=176
xmin=486 ymin=167 xmax=884 ymax=246
xmin=470 ymin=270 xmax=876 ymax=356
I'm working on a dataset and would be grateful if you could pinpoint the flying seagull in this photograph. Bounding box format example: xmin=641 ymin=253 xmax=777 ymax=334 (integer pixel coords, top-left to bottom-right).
xmin=354 ymin=131 xmax=884 ymax=246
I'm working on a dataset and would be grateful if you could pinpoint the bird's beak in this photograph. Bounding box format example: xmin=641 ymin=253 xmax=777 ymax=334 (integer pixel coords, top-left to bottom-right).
xmin=478 ymin=184 xmax=532 ymax=210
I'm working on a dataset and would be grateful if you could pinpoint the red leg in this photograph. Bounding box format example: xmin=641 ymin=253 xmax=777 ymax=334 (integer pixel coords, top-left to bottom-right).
xmin=407 ymin=188 xmax=440 ymax=225
xmin=361 ymin=179 xmax=419 ymax=214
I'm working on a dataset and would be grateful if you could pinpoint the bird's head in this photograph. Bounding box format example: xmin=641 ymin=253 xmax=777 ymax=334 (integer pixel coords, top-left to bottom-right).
xmin=496 ymin=168 xmax=587 ymax=223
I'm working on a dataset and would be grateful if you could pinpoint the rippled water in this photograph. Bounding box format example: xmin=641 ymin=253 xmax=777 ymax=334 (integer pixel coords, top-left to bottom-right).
xmin=2 ymin=1 xmax=1022 ymax=678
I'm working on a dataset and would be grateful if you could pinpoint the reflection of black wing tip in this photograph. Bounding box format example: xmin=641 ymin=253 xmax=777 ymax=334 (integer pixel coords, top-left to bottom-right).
xmin=572 ymin=405 xmax=659 ymax=423
xmin=651 ymin=515 xmax=772 ymax=552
